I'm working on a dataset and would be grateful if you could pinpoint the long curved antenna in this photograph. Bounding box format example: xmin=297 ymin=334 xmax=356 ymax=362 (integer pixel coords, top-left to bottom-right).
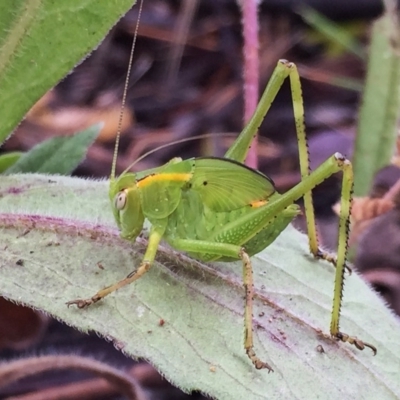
xmin=111 ymin=0 xmax=144 ymax=181
xmin=121 ymin=132 xmax=239 ymax=174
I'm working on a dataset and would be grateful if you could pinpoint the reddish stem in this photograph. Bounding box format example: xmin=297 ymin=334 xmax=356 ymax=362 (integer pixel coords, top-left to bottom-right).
xmin=241 ymin=0 xmax=259 ymax=169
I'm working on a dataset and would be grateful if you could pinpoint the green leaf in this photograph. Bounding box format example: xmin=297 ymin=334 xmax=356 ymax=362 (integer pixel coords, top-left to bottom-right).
xmin=0 ymin=152 xmax=23 ymax=173
xmin=299 ymin=5 xmax=365 ymax=60
xmin=5 ymin=126 xmax=100 ymax=174
xmin=353 ymin=13 xmax=400 ymax=195
xmin=0 ymin=0 xmax=134 ymax=144
xmin=1 ymin=174 xmax=399 ymax=400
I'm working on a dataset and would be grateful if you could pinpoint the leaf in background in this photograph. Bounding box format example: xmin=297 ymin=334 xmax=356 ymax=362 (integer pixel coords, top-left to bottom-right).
xmin=0 ymin=0 xmax=134 ymax=144
xmin=353 ymin=12 xmax=400 ymax=196
xmin=299 ymin=5 xmax=365 ymax=60
xmin=0 ymin=174 xmax=399 ymax=400
xmin=5 ymin=126 xmax=100 ymax=175
xmin=0 ymin=152 xmax=23 ymax=173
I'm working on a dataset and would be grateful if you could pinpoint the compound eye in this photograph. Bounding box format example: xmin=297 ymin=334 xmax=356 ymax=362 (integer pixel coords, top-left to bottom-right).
xmin=114 ymin=191 xmax=127 ymax=210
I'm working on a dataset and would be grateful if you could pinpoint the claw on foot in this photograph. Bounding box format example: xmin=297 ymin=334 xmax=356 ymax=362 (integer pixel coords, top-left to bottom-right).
xmin=254 ymin=359 xmax=274 ymax=372
xmin=344 ymin=262 xmax=353 ymax=275
xmin=315 ymin=249 xmax=352 ymax=274
xmin=336 ymin=332 xmax=377 ymax=355
xmin=246 ymin=349 xmax=274 ymax=372
xmin=66 ymin=297 xmax=98 ymax=309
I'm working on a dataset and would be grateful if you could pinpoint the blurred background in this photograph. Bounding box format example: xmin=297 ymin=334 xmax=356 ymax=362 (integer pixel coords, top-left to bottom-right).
xmin=1 ymin=0 xmax=400 ymax=398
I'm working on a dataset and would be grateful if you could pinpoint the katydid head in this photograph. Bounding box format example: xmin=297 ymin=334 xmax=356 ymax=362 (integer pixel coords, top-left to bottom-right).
xmin=108 ymin=0 xmax=146 ymax=242
xmin=109 ymin=172 xmax=145 ymax=241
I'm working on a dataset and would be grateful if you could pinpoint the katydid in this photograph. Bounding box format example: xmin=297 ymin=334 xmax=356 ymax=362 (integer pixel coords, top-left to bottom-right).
xmin=67 ymin=60 xmax=377 ymax=371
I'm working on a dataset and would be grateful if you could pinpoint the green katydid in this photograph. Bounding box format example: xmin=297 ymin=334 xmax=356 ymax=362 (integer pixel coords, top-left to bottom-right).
xmin=67 ymin=50 xmax=376 ymax=372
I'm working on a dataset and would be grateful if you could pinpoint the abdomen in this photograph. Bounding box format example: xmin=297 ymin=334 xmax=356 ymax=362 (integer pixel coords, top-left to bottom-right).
xmin=164 ymin=190 xmax=298 ymax=262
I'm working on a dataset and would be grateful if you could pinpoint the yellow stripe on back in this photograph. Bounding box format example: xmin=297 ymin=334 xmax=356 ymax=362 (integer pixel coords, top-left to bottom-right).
xmin=137 ymin=173 xmax=192 ymax=188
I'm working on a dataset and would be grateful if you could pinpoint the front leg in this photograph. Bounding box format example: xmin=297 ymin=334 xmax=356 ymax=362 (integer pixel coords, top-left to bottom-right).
xmin=67 ymin=225 xmax=164 ymax=308
xmin=66 ymin=260 xmax=152 ymax=308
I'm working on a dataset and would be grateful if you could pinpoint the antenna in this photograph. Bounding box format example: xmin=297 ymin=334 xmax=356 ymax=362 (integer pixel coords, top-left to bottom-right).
xmin=110 ymin=0 xmax=144 ymax=181
xmin=120 ymin=132 xmax=238 ymax=175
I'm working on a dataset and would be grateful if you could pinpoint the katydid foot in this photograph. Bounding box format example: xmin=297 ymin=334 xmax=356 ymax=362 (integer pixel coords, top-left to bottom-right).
xmin=335 ymin=332 xmax=377 ymax=355
xmin=66 ymin=261 xmax=152 ymax=309
xmin=66 ymin=296 xmax=101 ymax=308
xmin=315 ymin=248 xmax=352 ymax=275
xmin=246 ymin=348 xmax=274 ymax=372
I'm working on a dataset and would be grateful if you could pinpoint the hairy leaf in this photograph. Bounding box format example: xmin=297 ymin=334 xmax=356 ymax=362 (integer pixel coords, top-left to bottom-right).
xmin=0 ymin=174 xmax=399 ymax=399
xmin=0 ymin=0 xmax=134 ymax=144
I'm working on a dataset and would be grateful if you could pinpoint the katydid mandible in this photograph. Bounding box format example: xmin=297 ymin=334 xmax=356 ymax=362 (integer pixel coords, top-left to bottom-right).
xmin=67 ymin=60 xmax=377 ymax=371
